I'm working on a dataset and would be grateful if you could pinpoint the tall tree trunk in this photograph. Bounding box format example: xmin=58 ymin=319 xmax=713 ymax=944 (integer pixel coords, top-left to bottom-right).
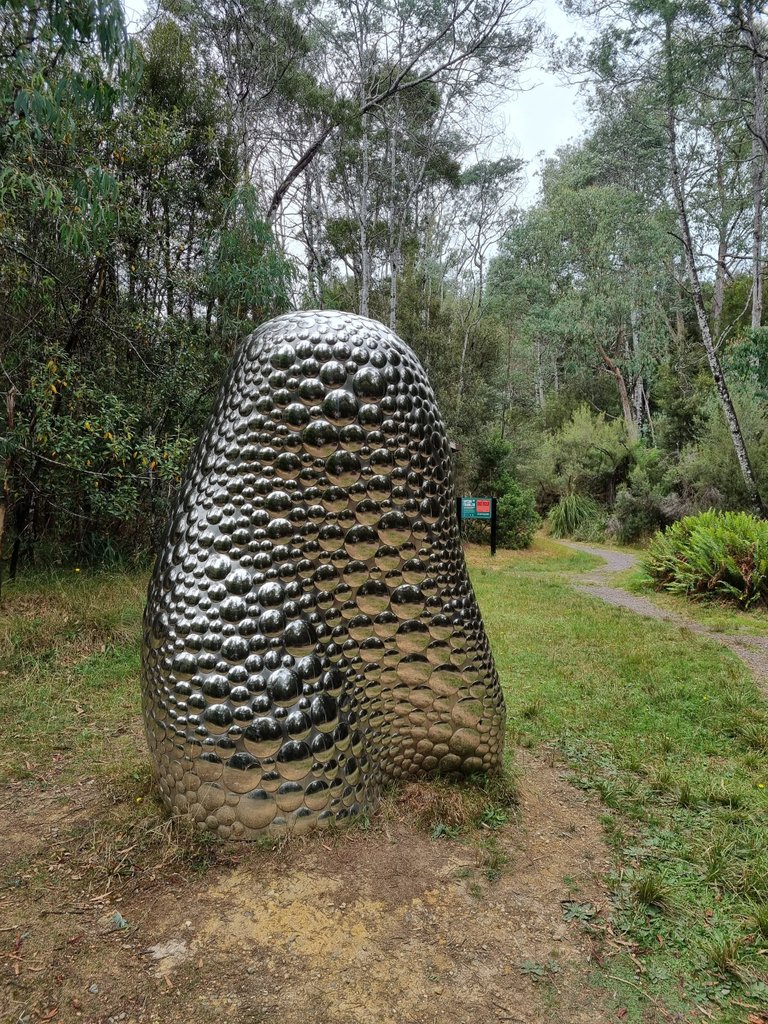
xmin=632 ymin=378 xmax=645 ymax=435
xmin=163 ymin=196 xmax=173 ymax=318
xmin=747 ymin=8 xmax=765 ymax=327
xmin=389 ymin=243 xmax=399 ymax=330
xmin=359 ymin=112 xmax=371 ymax=318
xmin=712 ymin=234 xmax=728 ymax=339
xmin=312 ymin=166 xmax=326 ymax=307
xmin=304 ymin=168 xmax=319 ymax=307
xmin=664 ymin=15 xmax=765 ymax=515
xmin=0 ymin=388 xmax=18 ymax=595
xmin=630 ymin=307 xmax=644 ymax=434
xmin=388 ymin=126 xmax=398 ymax=330
xmin=644 ymin=388 xmax=656 ymax=446
xmin=457 ymin=326 xmax=470 ymax=406
xmin=599 ymin=343 xmax=638 ymax=440
xmin=535 ymin=339 xmax=544 ymax=408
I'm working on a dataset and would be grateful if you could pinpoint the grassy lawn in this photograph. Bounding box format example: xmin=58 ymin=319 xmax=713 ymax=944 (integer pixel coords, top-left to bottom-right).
xmin=471 ymin=540 xmax=768 ymax=1021
xmin=0 ymin=569 xmax=148 ymax=784
xmin=1 ymin=540 xmax=767 ymax=1021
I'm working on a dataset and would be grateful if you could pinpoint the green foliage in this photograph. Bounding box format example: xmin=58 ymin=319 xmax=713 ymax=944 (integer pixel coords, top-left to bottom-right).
xmin=0 ymin=7 xmax=291 ymax=569
xmin=606 ymin=445 xmax=668 ymax=543
xmin=547 ymin=493 xmax=604 ymax=540
xmin=643 ymin=511 xmax=768 ymax=609
xmin=666 ymin=393 xmax=768 ymax=514
xmin=730 ymin=329 xmax=768 ymax=404
xmin=471 ymin=432 xmax=516 ymax=496
xmin=496 ymin=482 xmax=540 ymax=549
xmin=534 ymin=404 xmax=632 ymax=505
xmin=608 ymin=486 xmax=664 ymax=544
xmin=2 ymin=0 xmax=768 ymax=575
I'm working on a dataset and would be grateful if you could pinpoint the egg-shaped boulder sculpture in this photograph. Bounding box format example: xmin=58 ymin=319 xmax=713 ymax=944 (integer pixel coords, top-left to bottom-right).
xmin=142 ymin=311 xmax=505 ymax=837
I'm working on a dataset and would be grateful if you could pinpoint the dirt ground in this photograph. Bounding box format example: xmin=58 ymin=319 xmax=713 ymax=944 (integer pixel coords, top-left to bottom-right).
xmin=0 ymin=748 xmax=620 ymax=1024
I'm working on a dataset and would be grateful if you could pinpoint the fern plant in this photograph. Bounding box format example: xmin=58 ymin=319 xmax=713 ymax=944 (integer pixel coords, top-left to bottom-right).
xmin=642 ymin=510 xmax=768 ymax=609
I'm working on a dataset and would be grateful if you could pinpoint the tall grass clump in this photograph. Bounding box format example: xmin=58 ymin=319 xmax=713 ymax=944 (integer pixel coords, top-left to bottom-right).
xmin=547 ymin=493 xmax=604 ymax=541
xmin=642 ymin=510 xmax=768 ymax=608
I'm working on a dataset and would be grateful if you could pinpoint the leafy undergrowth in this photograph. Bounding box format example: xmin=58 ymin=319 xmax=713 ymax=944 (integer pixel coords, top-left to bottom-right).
xmin=642 ymin=510 xmax=768 ymax=609
xmin=470 ymin=543 xmax=768 ymax=1023
xmin=623 ymin=567 xmax=768 ymax=638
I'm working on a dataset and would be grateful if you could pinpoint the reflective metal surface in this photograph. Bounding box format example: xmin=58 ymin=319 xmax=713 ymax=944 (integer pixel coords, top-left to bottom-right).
xmin=142 ymin=311 xmax=505 ymax=837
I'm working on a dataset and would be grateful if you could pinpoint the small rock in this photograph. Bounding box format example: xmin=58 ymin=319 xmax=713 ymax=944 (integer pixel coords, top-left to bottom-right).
xmin=146 ymin=939 xmax=188 ymax=962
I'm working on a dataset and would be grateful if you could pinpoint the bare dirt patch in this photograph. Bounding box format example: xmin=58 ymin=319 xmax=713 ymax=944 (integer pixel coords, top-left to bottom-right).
xmin=1 ymin=747 xmax=617 ymax=1024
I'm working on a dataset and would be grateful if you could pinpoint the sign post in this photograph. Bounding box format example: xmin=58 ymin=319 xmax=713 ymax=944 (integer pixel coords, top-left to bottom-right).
xmin=456 ymin=496 xmax=498 ymax=555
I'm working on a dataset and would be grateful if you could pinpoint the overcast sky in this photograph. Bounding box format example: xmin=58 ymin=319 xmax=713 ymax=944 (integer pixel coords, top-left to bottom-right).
xmin=503 ymin=1 xmax=588 ymax=203
xmin=122 ymin=0 xmax=587 ymax=207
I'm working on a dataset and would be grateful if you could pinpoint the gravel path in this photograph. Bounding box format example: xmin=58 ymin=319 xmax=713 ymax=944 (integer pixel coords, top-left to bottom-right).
xmin=562 ymin=541 xmax=768 ymax=696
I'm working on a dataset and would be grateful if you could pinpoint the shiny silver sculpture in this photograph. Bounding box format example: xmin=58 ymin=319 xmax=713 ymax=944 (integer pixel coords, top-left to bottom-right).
xmin=142 ymin=311 xmax=505 ymax=837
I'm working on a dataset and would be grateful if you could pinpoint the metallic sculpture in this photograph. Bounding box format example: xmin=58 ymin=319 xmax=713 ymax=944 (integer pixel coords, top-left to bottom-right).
xmin=142 ymin=311 xmax=505 ymax=837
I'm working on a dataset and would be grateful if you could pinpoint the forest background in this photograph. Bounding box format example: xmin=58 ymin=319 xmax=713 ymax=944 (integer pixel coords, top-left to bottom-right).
xmin=2 ymin=0 xmax=768 ymax=575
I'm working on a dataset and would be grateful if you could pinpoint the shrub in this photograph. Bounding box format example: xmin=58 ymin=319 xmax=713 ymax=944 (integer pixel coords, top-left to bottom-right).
xmin=613 ymin=445 xmax=668 ymax=539
xmin=642 ymin=510 xmax=768 ymax=609
xmin=662 ymin=393 xmax=768 ymax=513
xmin=535 ymin=404 xmax=632 ymax=504
xmin=547 ymin=493 xmax=605 ymax=540
xmin=607 ymin=486 xmax=665 ymax=544
xmin=497 ymin=482 xmax=540 ymax=549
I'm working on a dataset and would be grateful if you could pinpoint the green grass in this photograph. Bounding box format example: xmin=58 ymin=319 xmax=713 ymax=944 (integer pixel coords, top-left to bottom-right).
xmin=469 ymin=543 xmax=768 ymax=1022
xmin=465 ymin=535 xmax=602 ymax=574
xmin=623 ymin=566 xmax=768 ymax=637
xmin=0 ymin=569 xmax=148 ymax=782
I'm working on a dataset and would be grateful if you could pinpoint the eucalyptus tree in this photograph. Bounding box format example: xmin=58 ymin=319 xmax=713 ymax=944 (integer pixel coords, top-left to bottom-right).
xmin=0 ymin=1 xmax=292 ymax=572
xmin=727 ymin=1 xmax=767 ymax=328
xmin=490 ymin=138 xmax=675 ymax=439
xmin=443 ymin=156 xmax=523 ymax=407
xmin=0 ymin=0 xmax=129 ymax=571
xmin=320 ymin=71 xmax=465 ymax=322
xmin=154 ymin=0 xmax=539 ymax=308
xmin=565 ymin=0 xmax=766 ymax=514
xmin=282 ymin=0 xmax=539 ymax=276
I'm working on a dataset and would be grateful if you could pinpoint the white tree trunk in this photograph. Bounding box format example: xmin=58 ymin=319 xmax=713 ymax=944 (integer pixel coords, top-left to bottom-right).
xmin=535 ymin=339 xmax=544 ymax=408
xmin=664 ymin=31 xmax=765 ymax=514
xmin=359 ymin=112 xmax=371 ymax=318
xmin=712 ymin=235 xmax=728 ymax=340
xmin=630 ymin=307 xmax=644 ymax=434
xmin=751 ymin=28 xmax=765 ymax=328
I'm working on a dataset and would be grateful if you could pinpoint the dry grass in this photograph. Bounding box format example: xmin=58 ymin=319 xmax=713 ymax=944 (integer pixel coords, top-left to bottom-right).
xmin=395 ymin=765 xmax=519 ymax=834
xmin=397 ymin=780 xmax=478 ymax=829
